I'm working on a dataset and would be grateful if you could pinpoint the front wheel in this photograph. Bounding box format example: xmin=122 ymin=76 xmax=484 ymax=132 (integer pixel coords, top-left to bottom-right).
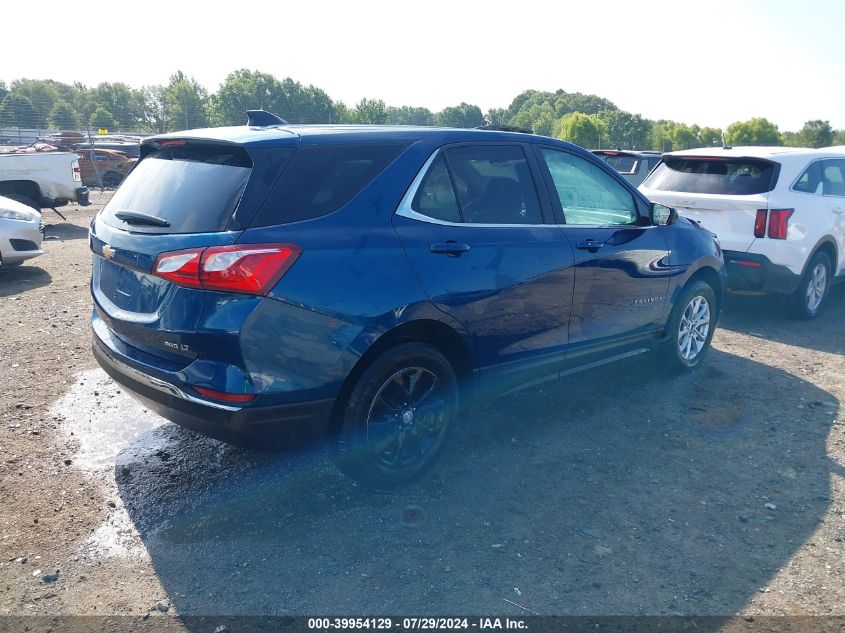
xmin=660 ymin=280 xmax=717 ymax=371
xmin=332 ymin=342 xmax=458 ymax=489
xmin=792 ymin=252 xmax=831 ymax=319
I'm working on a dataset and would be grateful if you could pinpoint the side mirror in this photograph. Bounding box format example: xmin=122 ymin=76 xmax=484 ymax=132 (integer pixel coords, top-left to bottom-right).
xmin=652 ymin=203 xmax=678 ymax=226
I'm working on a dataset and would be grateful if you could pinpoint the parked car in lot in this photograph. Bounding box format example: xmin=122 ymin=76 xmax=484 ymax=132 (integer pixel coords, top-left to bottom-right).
xmin=89 ymin=112 xmax=725 ymax=487
xmin=0 ymin=151 xmax=89 ymax=213
xmin=592 ymin=150 xmax=662 ymax=186
xmin=75 ymin=147 xmax=137 ymax=187
xmin=0 ymin=194 xmax=43 ymax=267
xmin=640 ymin=146 xmax=845 ymax=318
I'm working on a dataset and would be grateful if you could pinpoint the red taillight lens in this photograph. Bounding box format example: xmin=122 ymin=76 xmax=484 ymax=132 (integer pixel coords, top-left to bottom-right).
xmin=767 ymin=209 xmax=793 ymax=240
xmin=152 ymin=243 xmax=300 ymax=295
xmin=152 ymin=249 xmax=203 ymax=288
xmin=754 ymin=209 xmax=767 ymax=238
xmin=200 ymin=244 xmax=300 ymax=294
xmin=192 ymin=386 xmax=256 ymax=403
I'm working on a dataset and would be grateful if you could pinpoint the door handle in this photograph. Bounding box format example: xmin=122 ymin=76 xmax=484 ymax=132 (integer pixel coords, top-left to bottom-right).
xmin=575 ymin=239 xmax=605 ymax=252
xmin=833 ymin=207 xmax=844 ymax=215
xmin=430 ymin=241 xmax=471 ymax=256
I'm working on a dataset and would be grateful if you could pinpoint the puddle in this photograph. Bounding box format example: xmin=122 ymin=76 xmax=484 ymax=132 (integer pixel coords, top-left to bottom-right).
xmin=51 ymin=368 xmax=171 ymax=559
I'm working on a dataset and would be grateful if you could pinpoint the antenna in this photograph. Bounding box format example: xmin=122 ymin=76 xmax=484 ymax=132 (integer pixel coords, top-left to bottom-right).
xmin=246 ymin=110 xmax=288 ymax=127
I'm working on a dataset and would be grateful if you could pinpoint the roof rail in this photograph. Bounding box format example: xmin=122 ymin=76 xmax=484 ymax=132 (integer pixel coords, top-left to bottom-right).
xmin=247 ymin=110 xmax=289 ymax=127
xmin=475 ymin=124 xmax=533 ymax=135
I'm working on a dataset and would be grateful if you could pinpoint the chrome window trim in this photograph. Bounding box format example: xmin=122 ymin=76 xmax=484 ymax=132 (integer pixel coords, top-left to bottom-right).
xmin=394 ymin=148 xmax=556 ymax=229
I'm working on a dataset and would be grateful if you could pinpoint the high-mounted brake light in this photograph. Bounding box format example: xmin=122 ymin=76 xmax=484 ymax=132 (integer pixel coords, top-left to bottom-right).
xmin=767 ymin=209 xmax=793 ymax=240
xmin=152 ymin=243 xmax=301 ymax=295
xmin=754 ymin=209 xmax=767 ymax=238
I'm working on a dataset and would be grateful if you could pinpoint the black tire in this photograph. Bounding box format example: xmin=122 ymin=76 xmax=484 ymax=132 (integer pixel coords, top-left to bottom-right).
xmin=332 ymin=342 xmax=458 ymax=489
xmin=660 ymin=280 xmax=717 ymax=372
xmin=4 ymin=194 xmax=40 ymax=212
xmin=791 ymin=252 xmax=832 ymax=319
xmin=102 ymin=172 xmax=123 ymax=188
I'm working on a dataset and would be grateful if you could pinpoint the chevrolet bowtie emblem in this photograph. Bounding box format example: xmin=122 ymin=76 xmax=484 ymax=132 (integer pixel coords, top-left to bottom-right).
xmin=102 ymin=244 xmax=116 ymax=259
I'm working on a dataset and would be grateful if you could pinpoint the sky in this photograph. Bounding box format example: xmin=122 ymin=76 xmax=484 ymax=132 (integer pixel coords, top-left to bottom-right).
xmin=4 ymin=0 xmax=844 ymax=131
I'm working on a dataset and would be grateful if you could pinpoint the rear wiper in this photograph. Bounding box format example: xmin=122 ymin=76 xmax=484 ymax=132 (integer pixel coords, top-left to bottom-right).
xmin=114 ymin=210 xmax=171 ymax=227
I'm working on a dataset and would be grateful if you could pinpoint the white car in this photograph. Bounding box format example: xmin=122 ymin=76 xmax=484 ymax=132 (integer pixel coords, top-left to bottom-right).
xmin=0 ymin=195 xmax=43 ymax=267
xmin=640 ymin=146 xmax=845 ymax=318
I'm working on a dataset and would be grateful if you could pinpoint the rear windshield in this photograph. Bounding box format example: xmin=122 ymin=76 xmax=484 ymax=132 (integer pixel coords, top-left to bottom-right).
xmin=643 ymin=157 xmax=778 ymax=195
xmin=101 ymin=144 xmax=252 ymax=233
xmin=600 ymin=155 xmax=638 ymax=174
xmin=251 ymin=143 xmax=408 ymax=226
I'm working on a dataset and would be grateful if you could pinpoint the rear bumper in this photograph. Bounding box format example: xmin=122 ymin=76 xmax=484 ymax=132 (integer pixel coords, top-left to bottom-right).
xmin=92 ymin=324 xmax=334 ymax=447
xmin=723 ymin=250 xmax=801 ymax=295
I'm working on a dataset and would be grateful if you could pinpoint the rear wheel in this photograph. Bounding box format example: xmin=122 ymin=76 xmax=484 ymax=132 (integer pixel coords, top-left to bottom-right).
xmin=332 ymin=342 xmax=458 ymax=489
xmin=102 ymin=172 xmax=124 ymax=188
xmin=792 ymin=252 xmax=831 ymax=319
xmin=660 ymin=280 xmax=717 ymax=371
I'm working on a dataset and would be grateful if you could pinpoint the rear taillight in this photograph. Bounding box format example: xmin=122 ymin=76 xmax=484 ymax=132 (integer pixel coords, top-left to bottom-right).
xmin=767 ymin=209 xmax=793 ymax=240
xmin=152 ymin=243 xmax=300 ymax=295
xmin=192 ymin=386 xmax=257 ymax=404
xmin=754 ymin=210 xmax=767 ymax=238
xmin=72 ymin=159 xmax=81 ymax=182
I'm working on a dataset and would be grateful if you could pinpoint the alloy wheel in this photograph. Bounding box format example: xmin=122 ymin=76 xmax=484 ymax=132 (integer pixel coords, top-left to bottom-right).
xmin=365 ymin=366 xmax=449 ymax=470
xmin=805 ymin=262 xmax=827 ymax=313
xmin=677 ymin=295 xmax=711 ymax=362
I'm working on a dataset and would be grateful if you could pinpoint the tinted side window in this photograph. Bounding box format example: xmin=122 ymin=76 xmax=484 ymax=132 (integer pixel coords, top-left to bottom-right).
xmin=540 ymin=149 xmax=637 ymax=225
xmin=822 ymin=159 xmax=845 ymax=197
xmin=412 ymin=155 xmax=461 ymax=222
xmin=793 ymin=161 xmax=822 ymax=194
xmin=252 ymin=143 xmax=407 ymax=226
xmin=444 ymin=145 xmax=542 ymax=225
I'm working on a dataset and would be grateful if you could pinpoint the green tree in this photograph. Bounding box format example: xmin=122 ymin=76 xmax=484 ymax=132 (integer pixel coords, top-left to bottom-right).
xmin=698 ymin=126 xmax=723 ymax=147
xmin=139 ymin=85 xmax=166 ymax=133
xmin=8 ymin=79 xmax=62 ymax=127
xmin=387 ymin=105 xmax=433 ymax=125
xmin=596 ymin=110 xmax=652 ymax=149
xmin=434 ymin=102 xmax=483 ymax=128
xmin=484 ymin=108 xmax=508 ymax=126
xmin=89 ymin=106 xmax=117 ymax=131
xmin=724 ymin=117 xmax=781 ymax=146
xmin=780 ymin=130 xmax=804 ymax=147
xmin=47 ymin=100 xmax=81 ymax=129
xmin=352 ymin=98 xmax=388 ymax=124
xmin=163 ymin=71 xmax=209 ymax=131
xmin=0 ymin=81 xmax=8 ymax=101
xmin=798 ymin=120 xmax=833 ymax=148
xmin=90 ymin=82 xmax=142 ymax=130
xmin=554 ymin=112 xmax=607 ymax=148
xmin=834 ymin=129 xmax=845 ymax=145
xmin=0 ymin=93 xmax=39 ymax=127
xmin=211 ymin=70 xmax=335 ymax=125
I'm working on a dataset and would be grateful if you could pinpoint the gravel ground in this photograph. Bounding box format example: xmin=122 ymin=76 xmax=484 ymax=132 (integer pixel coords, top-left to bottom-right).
xmin=0 ymin=193 xmax=843 ymax=630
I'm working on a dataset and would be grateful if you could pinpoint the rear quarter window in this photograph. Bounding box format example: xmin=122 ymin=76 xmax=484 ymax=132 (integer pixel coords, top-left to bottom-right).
xmin=643 ymin=157 xmax=778 ymax=194
xmin=251 ymin=143 xmax=408 ymax=226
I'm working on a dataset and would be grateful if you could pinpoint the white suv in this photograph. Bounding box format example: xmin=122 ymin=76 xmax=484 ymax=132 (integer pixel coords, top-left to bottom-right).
xmin=640 ymin=146 xmax=845 ymax=318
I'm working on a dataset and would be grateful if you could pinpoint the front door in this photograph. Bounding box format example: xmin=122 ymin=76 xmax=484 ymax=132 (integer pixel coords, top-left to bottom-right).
xmin=534 ymin=146 xmax=672 ymax=363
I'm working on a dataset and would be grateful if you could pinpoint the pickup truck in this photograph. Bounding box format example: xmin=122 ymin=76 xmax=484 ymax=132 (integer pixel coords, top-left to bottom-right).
xmin=0 ymin=151 xmax=90 ymax=214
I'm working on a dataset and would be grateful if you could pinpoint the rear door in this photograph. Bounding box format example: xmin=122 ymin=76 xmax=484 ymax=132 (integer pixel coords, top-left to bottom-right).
xmin=393 ymin=143 xmax=575 ymax=384
xmin=536 ymin=146 xmax=671 ymax=359
xmin=90 ymin=141 xmax=291 ymax=365
xmin=640 ymin=155 xmax=777 ymax=252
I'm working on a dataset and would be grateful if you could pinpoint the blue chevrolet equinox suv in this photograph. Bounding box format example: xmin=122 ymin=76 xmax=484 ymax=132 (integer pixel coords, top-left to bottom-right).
xmin=90 ymin=111 xmax=725 ymax=488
